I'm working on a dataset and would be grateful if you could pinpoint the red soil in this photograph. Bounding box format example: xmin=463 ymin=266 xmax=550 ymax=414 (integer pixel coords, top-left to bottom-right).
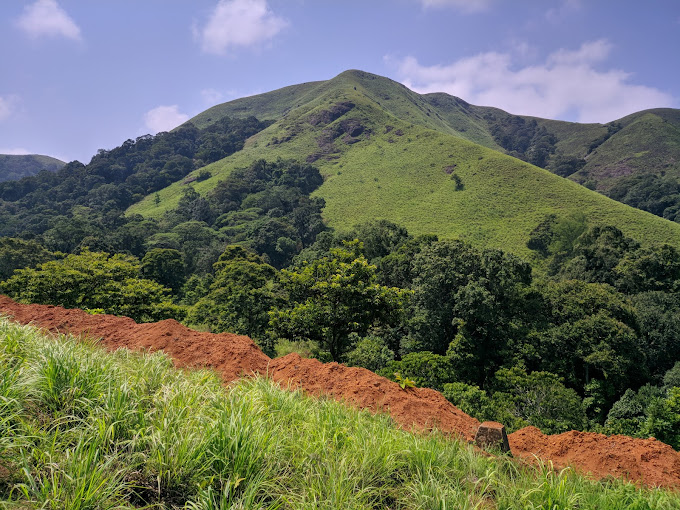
xmin=0 ymin=296 xmax=478 ymax=441
xmin=509 ymin=427 xmax=680 ymax=489
xmin=2 ymin=294 xmax=680 ymax=488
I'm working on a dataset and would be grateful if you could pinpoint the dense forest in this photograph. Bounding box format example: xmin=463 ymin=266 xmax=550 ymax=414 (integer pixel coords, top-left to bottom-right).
xmin=0 ymin=115 xmax=679 ymax=450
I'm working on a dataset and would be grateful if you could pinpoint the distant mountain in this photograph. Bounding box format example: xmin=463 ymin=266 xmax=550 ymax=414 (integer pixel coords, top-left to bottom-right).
xmin=127 ymin=70 xmax=680 ymax=259
xmin=0 ymin=154 xmax=65 ymax=182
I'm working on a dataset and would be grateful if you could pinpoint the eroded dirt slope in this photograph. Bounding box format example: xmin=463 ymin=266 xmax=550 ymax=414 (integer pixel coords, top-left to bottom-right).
xmin=0 ymin=296 xmax=478 ymax=440
xmin=2 ymin=295 xmax=679 ymax=488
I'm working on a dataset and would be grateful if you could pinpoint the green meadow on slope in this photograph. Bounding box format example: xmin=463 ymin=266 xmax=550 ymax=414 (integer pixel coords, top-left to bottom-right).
xmin=128 ymin=71 xmax=680 ymax=259
xmin=573 ymin=110 xmax=680 ymax=190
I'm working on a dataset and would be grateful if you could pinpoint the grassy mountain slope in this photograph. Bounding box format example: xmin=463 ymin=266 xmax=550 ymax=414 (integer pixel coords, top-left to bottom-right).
xmin=0 ymin=154 xmax=65 ymax=182
xmin=186 ymin=71 xmax=680 ymax=198
xmin=128 ymin=71 xmax=680 ymax=259
xmin=189 ymin=80 xmax=324 ymax=129
xmin=572 ymin=110 xmax=680 ymax=190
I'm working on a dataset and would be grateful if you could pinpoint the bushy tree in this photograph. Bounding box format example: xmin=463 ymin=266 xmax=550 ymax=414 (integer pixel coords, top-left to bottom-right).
xmin=380 ymin=351 xmax=456 ymax=391
xmin=615 ymin=244 xmax=680 ymax=294
xmin=141 ymin=248 xmax=185 ymax=293
xmin=644 ymin=387 xmax=680 ymax=449
xmin=443 ymin=367 xmax=586 ymax=434
xmin=1 ymin=250 xmax=180 ymax=322
xmin=604 ymin=384 xmax=665 ymax=437
xmin=409 ymin=240 xmax=535 ymax=386
xmin=0 ymin=237 xmax=57 ymax=281
xmin=269 ymin=241 xmax=408 ymax=361
xmin=189 ymin=246 xmax=280 ymax=344
xmin=487 ymin=367 xmax=587 ymax=434
xmin=343 ymin=335 xmax=395 ymax=373
xmin=531 ymin=280 xmax=643 ymax=419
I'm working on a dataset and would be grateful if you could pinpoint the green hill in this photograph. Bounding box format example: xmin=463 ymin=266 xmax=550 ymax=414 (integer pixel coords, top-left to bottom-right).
xmin=128 ymin=70 xmax=680 ymax=259
xmin=572 ymin=109 xmax=680 ymax=189
xmin=0 ymin=154 xmax=65 ymax=182
xmin=189 ymin=71 xmax=680 ymax=201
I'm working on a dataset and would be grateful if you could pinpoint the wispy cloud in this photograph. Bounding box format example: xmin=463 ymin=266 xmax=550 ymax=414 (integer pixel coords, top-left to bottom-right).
xmin=143 ymin=105 xmax=189 ymax=134
xmin=387 ymin=40 xmax=675 ymax=123
xmin=15 ymin=0 xmax=82 ymax=41
xmin=0 ymin=95 xmax=20 ymax=122
xmin=0 ymin=147 xmax=31 ymax=155
xmin=195 ymin=0 xmax=288 ymax=55
xmin=418 ymin=0 xmax=493 ymax=13
xmin=201 ymin=88 xmax=225 ymax=105
xmin=546 ymin=0 xmax=582 ymax=23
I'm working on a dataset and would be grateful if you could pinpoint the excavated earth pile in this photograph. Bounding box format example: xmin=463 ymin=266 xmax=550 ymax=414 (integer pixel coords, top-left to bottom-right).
xmin=1 ymin=294 xmax=680 ymax=488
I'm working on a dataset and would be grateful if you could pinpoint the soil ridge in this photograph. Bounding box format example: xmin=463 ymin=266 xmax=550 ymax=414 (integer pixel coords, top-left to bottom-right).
xmin=1 ymin=295 xmax=679 ymax=488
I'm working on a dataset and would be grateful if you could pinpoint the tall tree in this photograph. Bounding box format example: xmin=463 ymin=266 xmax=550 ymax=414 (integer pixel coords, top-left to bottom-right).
xmin=269 ymin=242 xmax=408 ymax=361
xmin=189 ymin=246 xmax=280 ymax=343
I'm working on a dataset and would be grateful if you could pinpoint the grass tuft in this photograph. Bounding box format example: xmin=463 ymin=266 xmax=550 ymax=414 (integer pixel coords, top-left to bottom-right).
xmin=0 ymin=317 xmax=679 ymax=508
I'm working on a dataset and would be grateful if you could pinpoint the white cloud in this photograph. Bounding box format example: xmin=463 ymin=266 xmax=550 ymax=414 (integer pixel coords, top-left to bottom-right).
xmin=16 ymin=0 xmax=82 ymax=41
xmin=546 ymin=0 xmax=582 ymax=23
xmin=0 ymin=95 xmax=20 ymax=122
xmin=143 ymin=105 xmax=190 ymax=134
xmin=0 ymin=148 xmax=31 ymax=155
xmin=418 ymin=0 xmax=493 ymax=13
xmin=196 ymin=0 xmax=288 ymax=55
xmin=201 ymin=88 xmax=225 ymax=105
xmin=0 ymin=98 xmax=12 ymax=122
xmin=388 ymin=40 xmax=675 ymax=123
xmin=547 ymin=39 xmax=611 ymax=66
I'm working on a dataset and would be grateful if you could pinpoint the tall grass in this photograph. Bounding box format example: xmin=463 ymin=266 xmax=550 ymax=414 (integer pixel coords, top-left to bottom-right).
xmin=0 ymin=317 xmax=678 ymax=509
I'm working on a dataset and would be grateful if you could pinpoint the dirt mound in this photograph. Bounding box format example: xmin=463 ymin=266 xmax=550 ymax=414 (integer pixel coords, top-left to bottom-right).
xmin=0 ymin=296 xmax=478 ymax=441
xmin=510 ymin=427 xmax=680 ymax=488
xmin=2 ymin=294 xmax=680 ymax=488
xmin=0 ymin=296 xmax=269 ymax=380
xmin=268 ymin=353 xmax=479 ymax=441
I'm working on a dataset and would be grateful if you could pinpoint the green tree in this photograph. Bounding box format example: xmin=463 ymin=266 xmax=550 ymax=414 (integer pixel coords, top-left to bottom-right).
xmin=189 ymin=246 xmax=280 ymax=345
xmin=631 ymin=292 xmax=680 ymax=380
xmin=643 ymin=387 xmax=680 ymax=449
xmin=0 ymin=237 xmax=57 ymax=281
xmin=1 ymin=250 xmax=180 ymax=322
xmin=269 ymin=242 xmax=408 ymax=361
xmin=487 ymin=367 xmax=587 ymax=434
xmin=604 ymin=384 xmax=665 ymax=437
xmin=615 ymin=244 xmax=680 ymax=294
xmin=380 ymin=351 xmax=455 ymax=391
xmin=560 ymin=225 xmax=640 ymax=285
xmin=532 ymin=280 xmax=643 ymax=420
xmin=141 ymin=248 xmax=185 ymax=293
xmin=409 ymin=240 xmax=535 ymax=386
xmin=443 ymin=368 xmax=587 ymax=434
xmin=343 ymin=335 xmax=395 ymax=373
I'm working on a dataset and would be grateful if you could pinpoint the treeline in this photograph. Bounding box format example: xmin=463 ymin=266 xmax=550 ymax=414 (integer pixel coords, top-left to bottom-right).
xmin=2 ymin=207 xmax=679 ymax=447
xmin=0 ymin=115 xmax=272 ymax=250
xmin=608 ymin=173 xmax=680 ymax=223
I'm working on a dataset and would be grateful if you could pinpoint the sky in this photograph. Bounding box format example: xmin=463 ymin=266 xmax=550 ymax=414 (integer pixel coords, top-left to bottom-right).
xmin=1 ymin=0 xmax=679 ymax=164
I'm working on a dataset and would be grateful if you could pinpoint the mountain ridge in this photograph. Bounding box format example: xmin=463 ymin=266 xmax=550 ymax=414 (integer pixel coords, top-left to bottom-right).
xmin=128 ymin=70 xmax=680 ymax=259
xmin=0 ymin=153 xmax=65 ymax=183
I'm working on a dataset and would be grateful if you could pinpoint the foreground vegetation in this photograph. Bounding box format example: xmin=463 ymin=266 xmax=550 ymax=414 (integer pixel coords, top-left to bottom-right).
xmin=1 ymin=319 xmax=679 ymax=509
xmin=3 ymin=212 xmax=679 ymax=444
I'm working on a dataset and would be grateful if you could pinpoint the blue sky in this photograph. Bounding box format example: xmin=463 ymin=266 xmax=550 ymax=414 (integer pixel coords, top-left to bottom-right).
xmin=1 ymin=0 xmax=678 ymax=163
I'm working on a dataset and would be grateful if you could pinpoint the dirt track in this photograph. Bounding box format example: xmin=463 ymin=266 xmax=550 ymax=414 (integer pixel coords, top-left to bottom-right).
xmin=1 ymin=295 xmax=679 ymax=488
